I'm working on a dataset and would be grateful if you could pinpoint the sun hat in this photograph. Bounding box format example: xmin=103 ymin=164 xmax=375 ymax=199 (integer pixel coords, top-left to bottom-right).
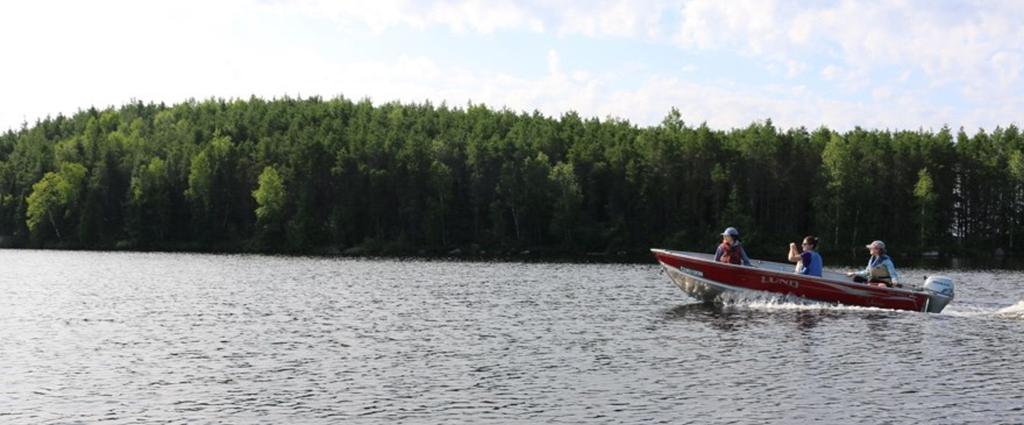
xmin=866 ymin=240 xmax=886 ymax=250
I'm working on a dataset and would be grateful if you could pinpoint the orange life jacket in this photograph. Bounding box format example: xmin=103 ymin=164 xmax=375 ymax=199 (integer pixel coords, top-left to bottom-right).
xmin=718 ymin=241 xmax=743 ymax=265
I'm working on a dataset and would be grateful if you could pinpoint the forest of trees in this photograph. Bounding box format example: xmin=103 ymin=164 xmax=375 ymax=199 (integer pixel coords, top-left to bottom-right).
xmin=1 ymin=96 xmax=1022 ymax=261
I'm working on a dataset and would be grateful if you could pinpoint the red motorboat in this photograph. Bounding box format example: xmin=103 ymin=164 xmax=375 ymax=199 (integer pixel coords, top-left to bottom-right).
xmin=651 ymin=249 xmax=955 ymax=313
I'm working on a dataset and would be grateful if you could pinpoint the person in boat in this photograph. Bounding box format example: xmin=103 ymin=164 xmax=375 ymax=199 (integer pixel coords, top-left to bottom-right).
xmin=846 ymin=240 xmax=901 ymax=287
xmin=715 ymin=227 xmax=752 ymax=266
xmin=788 ymin=235 xmax=823 ymax=276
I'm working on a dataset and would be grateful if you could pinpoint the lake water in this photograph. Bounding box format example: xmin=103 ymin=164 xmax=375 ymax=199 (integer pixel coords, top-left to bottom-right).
xmin=1 ymin=249 xmax=1022 ymax=424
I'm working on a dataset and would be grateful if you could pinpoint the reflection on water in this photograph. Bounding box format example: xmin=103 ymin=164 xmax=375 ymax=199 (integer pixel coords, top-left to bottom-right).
xmin=662 ymin=302 xmax=723 ymax=320
xmin=1 ymin=249 xmax=1022 ymax=424
xmin=662 ymin=300 xmax=895 ymax=333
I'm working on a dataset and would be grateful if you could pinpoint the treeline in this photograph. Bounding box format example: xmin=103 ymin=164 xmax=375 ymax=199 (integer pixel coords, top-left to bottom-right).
xmin=1 ymin=97 xmax=1022 ymax=259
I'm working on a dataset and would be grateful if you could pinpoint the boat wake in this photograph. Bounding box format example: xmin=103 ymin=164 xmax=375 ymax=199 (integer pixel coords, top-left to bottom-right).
xmin=715 ymin=291 xmax=899 ymax=313
xmin=714 ymin=292 xmax=1024 ymax=318
xmin=995 ymin=300 xmax=1024 ymax=319
xmin=932 ymin=300 xmax=1024 ymax=320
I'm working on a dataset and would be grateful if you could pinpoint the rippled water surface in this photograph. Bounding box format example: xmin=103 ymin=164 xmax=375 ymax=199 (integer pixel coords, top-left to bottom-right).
xmin=2 ymin=249 xmax=1022 ymax=424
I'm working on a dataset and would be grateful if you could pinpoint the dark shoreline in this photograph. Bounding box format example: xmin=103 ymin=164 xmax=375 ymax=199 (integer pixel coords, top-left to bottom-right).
xmin=6 ymin=244 xmax=1024 ymax=270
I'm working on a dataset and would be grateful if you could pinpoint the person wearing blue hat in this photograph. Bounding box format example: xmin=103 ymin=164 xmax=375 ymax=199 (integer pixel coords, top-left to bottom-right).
xmin=847 ymin=240 xmax=900 ymax=287
xmin=715 ymin=226 xmax=751 ymax=266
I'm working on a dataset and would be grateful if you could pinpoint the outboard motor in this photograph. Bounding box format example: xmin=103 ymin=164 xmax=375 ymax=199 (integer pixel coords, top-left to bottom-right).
xmin=923 ymin=275 xmax=955 ymax=313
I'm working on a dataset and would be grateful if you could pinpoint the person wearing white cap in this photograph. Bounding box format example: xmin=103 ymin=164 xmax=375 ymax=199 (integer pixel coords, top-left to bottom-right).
xmin=846 ymin=240 xmax=900 ymax=287
xmin=714 ymin=226 xmax=751 ymax=266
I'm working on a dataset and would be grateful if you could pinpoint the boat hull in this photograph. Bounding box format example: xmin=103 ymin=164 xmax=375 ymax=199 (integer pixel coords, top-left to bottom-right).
xmin=652 ymin=249 xmax=952 ymax=313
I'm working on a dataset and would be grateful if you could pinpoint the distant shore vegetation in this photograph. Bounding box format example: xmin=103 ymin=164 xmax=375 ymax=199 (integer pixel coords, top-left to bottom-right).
xmin=1 ymin=96 xmax=1022 ymax=261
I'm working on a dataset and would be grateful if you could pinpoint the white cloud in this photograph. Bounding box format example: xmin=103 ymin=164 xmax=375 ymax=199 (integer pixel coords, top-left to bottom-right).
xmin=0 ymin=0 xmax=251 ymax=128
xmin=899 ymin=70 xmax=913 ymax=82
xmin=428 ymin=0 xmax=545 ymax=34
xmin=274 ymin=0 xmax=1015 ymax=131
xmin=821 ymin=65 xmax=840 ymax=81
xmin=670 ymin=1 xmax=1024 ymax=96
xmin=2 ymin=0 xmax=1023 ymax=134
xmin=675 ymin=0 xmax=784 ymax=55
xmin=785 ymin=60 xmax=806 ymax=78
xmin=265 ymin=0 xmax=428 ymax=33
xmin=547 ymin=50 xmax=562 ymax=76
xmin=277 ymin=51 xmax=984 ymax=133
xmin=556 ymin=0 xmax=652 ymax=38
xmin=991 ymin=51 xmax=1024 ymax=88
xmin=264 ymin=0 xmax=544 ymax=35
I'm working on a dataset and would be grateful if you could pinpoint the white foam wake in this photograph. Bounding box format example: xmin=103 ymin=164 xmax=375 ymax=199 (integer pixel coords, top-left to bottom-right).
xmin=994 ymin=300 xmax=1024 ymax=319
xmin=940 ymin=300 xmax=1024 ymax=319
xmin=715 ymin=291 xmax=1024 ymax=318
xmin=715 ymin=291 xmax=898 ymax=313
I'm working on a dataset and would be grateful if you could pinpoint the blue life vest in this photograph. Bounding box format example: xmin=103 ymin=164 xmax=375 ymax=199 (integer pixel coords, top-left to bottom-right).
xmin=800 ymin=251 xmax=823 ymax=276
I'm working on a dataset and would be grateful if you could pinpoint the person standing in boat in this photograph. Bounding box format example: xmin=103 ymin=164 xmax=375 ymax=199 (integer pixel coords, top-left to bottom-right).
xmin=715 ymin=227 xmax=752 ymax=266
xmin=788 ymin=235 xmax=823 ymax=276
xmin=847 ymin=240 xmax=900 ymax=287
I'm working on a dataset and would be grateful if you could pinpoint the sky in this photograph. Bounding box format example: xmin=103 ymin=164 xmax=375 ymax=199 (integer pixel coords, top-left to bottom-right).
xmin=2 ymin=0 xmax=1023 ymax=133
